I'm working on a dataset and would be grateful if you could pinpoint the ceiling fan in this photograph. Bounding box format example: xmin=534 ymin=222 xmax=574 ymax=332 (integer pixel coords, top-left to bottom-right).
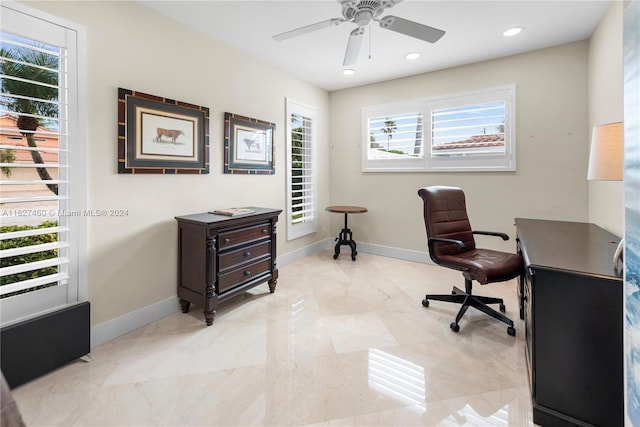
xmin=272 ymin=0 xmax=445 ymax=67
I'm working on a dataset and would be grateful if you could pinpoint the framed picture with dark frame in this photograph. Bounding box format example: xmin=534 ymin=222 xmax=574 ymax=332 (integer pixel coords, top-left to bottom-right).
xmin=118 ymin=88 xmax=209 ymax=174
xmin=224 ymin=112 xmax=275 ymax=174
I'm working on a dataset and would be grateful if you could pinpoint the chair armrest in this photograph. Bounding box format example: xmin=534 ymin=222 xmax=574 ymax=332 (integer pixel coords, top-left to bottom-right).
xmin=472 ymin=230 xmax=510 ymax=241
xmin=428 ymin=237 xmax=466 ymax=253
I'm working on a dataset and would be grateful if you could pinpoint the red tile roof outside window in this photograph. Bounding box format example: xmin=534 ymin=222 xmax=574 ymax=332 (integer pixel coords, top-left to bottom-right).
xmin=432 ymin=133 xmax=505 ymax=151
xmin=0 ymin=114 xmax=59 ymax=163
xmin=1 ymin=114 xmax=60 ymax=218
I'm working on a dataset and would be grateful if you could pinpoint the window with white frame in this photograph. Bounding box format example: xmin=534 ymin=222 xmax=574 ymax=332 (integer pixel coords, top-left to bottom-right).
xmin=363 ymin=85 xmax=515 ymax=172
xmin=285 ymin=98 xmax=317 ymax=240
xmin=363 ymin=101 xmax=425 ymax=172
xmin=0 ymin=4 xmax=86 ymax=325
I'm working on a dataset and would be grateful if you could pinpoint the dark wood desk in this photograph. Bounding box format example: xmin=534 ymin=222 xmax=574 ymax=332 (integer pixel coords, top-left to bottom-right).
xmin=515 ymin=218 xmax=623 ymax=427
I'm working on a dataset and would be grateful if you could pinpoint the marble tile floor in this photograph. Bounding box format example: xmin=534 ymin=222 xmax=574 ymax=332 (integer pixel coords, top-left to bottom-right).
xmin=12 ymin=250 xmax=536 ymax=426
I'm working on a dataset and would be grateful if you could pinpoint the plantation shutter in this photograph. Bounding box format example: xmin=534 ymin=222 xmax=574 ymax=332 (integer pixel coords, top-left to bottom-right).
xmin=0 ymin=32 xmax=69 ymax=298
xmin=367 ymin=111 xmax=424 ymax=159
xmin=431 ymin=101 xmax=506 ymax=157
xmin=286 ymin=99 xmax=317 ymax=240
xmin=290 ymin=115 xmax=314 ymax=223
xmin=0 ymin=4 xmax=83 ymax=324
xmin=426 ymin=85 xmax=515 ymax=171
xmin=361 ymin=100 xmax=426 ymax=172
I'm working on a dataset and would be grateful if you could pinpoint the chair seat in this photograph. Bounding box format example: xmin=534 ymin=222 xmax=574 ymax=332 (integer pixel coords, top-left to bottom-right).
xmin=439 ymin=249 xmax=523 ymax=284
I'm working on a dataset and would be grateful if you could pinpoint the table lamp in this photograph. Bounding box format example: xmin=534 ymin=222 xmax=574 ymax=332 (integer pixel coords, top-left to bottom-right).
xmin=587 ymin=121 xmax=624 ymax=270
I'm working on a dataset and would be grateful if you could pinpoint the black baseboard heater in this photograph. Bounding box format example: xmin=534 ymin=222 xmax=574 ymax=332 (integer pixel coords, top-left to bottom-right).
xmin=1 ymin=302 xmax=90 ymax=388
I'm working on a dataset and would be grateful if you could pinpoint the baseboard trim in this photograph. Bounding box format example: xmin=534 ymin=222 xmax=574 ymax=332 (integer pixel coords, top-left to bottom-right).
xmin=277 ymin=238 xmax=334 ymax=267
xmin=90 ymin=296 xmax=180 ymax=348
xmin=91 ymin=240 xmax=431 ymax=347
xmin=357 ymin=242 xmax=433 ymax=265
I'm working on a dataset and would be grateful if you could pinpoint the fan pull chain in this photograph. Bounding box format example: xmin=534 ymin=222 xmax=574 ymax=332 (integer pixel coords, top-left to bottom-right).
xmin=368 ymin=26 xmax=372 ymax=60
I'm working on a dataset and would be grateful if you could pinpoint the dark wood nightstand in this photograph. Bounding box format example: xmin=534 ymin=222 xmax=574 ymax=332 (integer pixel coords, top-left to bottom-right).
xmin=175 ymin=207 xmax=281 ymax=325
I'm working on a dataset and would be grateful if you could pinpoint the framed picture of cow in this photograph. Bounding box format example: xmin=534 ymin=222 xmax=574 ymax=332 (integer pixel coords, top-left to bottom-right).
xmin=118 ymin=88 xmax=209 ymax=174
xmin=224 ymin=112 xmax=275 ymax=174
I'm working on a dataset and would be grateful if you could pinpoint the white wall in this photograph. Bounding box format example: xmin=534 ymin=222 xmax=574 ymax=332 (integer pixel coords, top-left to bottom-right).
xmin=329 ymin=41 xmax=590 ymax=254
xmin=588 ymin=1 xmax=625 ymax=236
xmin=23 ymin=1 xmax=331 ymax=328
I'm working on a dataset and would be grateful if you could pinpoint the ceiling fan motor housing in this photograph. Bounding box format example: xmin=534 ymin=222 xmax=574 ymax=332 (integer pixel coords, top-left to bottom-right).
xmin=341 ymin=0 xmax=394 ymax=25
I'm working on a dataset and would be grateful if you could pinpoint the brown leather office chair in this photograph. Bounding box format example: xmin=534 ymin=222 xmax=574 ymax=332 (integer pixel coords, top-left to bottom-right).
xmin=418 ymin=186 xmax=523 ymax=336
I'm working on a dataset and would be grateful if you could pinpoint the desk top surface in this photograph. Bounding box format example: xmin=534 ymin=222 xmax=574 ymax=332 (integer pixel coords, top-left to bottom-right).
xmin=176 ymin=207 xmax=282 ymax=225
xmin=515 ymin=218 xmax=622 ymax=280
xmin=326 ymin=206 xmax=368 ymax=214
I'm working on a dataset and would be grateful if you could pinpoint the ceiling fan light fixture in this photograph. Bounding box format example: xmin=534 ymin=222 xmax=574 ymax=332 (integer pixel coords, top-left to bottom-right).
xmin=343 ymin=68 xmax=356 ymax=75
xmin=355 ymin=10 xmax=373 ymax=26
xmin=405 ymin=52 xmax=420 ymax=60
xmin=503 ymin=26 xmax=523 ymax=37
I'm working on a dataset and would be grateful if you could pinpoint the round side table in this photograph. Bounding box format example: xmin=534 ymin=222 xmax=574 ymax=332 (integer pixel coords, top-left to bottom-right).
xmin=326 ymin=205 xmax=368 ymax=261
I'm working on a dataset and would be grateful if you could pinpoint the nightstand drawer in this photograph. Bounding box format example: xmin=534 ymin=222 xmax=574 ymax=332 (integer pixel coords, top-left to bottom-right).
xmin=218 ymin=241 xmax=270 ymax=273
xmin=218 ymin=223 xmax=271 ymax=249
xmin=218 ymin=258 xmax=271 ymax=294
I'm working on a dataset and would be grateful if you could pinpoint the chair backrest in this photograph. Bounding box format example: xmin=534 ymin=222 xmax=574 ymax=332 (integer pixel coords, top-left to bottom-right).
xmin=418 ymin=186 xmax=476 ymax=262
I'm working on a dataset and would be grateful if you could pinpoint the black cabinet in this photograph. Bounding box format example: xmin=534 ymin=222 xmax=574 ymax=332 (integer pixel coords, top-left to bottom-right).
xmin=176 ymin=208 xmax=281 ymax=325
xmin=515 ymin=218 xmax=623 ymax=427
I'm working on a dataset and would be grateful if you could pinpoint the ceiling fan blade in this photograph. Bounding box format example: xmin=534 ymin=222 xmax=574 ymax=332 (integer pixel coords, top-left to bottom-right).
xmin=343 ymin=27 xmax=365 ymax=66
xmin=273 ymin=18 xmax=344 ymax=42
xmin=379 ymin=15 xmax=445 ymax=43
xmin=379 ymin=0 xmax=404 ymax=8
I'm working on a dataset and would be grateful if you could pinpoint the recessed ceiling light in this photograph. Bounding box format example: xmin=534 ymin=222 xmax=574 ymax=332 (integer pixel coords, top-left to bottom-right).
xmin=405 ymin=52 xmax=420 ymax=60
xmin=503 ymin=27 xmax=523 ymax=37
xmin=343 ymin=69 xmax=355 ymax=75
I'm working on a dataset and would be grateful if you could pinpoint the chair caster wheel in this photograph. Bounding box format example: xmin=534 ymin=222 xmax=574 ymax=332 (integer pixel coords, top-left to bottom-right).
xmin=507 ymin=326 xmax=516 ymax=336
xmin=450 ymin=322 xmax=460 ymax=333
xmin=422 ymin=299 xmax=429 ymax=307
xmin=333 ymin=254 xmax=339 ymax=260
xmin=499 ymin=303 xmax=506 ymax=312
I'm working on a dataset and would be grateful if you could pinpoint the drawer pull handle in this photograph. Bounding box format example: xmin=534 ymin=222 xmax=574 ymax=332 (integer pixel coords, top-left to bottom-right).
xmin=244 ymin=271 xmax=251 ymax=276
xmin=244 ymin=251 xmax=251 ymax=257
xmin=262 ymin=229 xmax=268 ymax=233
xmin=224 ymin=238 xmax=230 ymax=243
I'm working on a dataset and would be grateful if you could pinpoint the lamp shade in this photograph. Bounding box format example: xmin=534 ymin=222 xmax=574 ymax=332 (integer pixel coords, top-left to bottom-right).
xmin=587 ymin=121 xmax=623 ymax=181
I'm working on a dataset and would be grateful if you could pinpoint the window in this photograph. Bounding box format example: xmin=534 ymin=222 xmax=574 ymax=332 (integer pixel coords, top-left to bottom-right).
xmin=0 ymin=4 xmax=86 ymax=325
xmin=285 ymin=98 xmax=317 ymax=240
xmin=363 ymin=101 xmax=425 ymax=172
xmin=363 ymin=85 xmax=515 ymax=172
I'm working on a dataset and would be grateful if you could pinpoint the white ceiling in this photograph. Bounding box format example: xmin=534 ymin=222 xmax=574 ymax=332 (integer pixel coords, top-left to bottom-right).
xmin=140 ymin=0 xmax=612 ymax=92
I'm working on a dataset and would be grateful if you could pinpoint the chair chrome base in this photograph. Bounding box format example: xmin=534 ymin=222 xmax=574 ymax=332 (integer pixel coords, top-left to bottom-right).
xmin=422 ymin=278 xmax=516 ymax=336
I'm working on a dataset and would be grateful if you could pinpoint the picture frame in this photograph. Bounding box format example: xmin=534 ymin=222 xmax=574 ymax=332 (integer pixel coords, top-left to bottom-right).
xmin=224 ymin=112 xmax=275 ymax=174
xmin=118 ymin=88 xmax=209 ymax=174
